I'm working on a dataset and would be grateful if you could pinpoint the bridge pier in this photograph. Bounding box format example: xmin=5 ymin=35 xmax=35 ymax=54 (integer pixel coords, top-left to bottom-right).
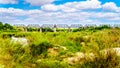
xmin=68 ymin=27 xmax=71 ymax=32
xmin=25 ymin=27 xmax=27 ymax=32
xmin=40 ymin=27 xmax=42 ymax=33
xmin=54 ymin=24 xmax=57 ymax=32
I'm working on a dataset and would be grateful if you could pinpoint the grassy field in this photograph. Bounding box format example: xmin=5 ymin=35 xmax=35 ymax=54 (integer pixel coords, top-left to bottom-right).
xmin=0 ymin=28 xmax=120 ymax=68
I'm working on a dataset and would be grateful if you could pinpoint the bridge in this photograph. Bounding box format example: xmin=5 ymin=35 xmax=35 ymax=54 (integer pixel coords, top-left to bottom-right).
xmin=13 ymin=24 xmax=120 ymax=32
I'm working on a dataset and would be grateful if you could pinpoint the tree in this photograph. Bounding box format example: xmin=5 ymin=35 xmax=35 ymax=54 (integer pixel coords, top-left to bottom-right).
xmin=3 ymin=23 xmax=13 ymax=30
xmin=42 ymin=27 xmax=54 ymax=32
xmin=0 ymin=22 xmax=3 ymax=30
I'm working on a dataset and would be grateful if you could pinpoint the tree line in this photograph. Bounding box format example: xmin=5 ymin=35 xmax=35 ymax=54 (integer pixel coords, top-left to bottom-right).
xmin=0 ymin=21 xmax=119 ymax=32
xmin=0 ymin=22 xmax=15 ymax=32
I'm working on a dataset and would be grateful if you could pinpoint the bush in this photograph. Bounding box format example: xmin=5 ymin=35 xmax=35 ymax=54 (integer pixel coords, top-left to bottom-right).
xmin=95 ymin=25 xmax=111 ymax=30
xmin=42 ymin=28 xmax=54 ymax=32
xmin=72 ymin=27 xmax=84 ymax=32
xmin=30 ymin=41 xmax=54 ymax=57
xmin=81 ymin=50 xmax=120 ymax=68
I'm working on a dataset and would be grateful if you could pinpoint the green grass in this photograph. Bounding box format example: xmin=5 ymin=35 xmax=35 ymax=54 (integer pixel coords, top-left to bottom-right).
xmin=0 ymin=28 xmax=120 ymax=68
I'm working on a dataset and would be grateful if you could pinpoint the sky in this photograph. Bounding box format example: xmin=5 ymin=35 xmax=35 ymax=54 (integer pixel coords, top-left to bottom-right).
xmin=0 ymin=0 xmax=120 ymax=25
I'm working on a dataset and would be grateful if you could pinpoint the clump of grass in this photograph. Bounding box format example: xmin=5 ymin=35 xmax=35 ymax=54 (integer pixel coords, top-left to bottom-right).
xmin=30 ymin=41 xmax=54 ymax=57
xmin=81 ymin=50 xmax=120 ymax=68
xmin=36 ymin=59 xmax=70 ymax=68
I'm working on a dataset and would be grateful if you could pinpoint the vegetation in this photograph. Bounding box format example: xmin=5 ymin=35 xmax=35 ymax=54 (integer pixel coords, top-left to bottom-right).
xmin=0 ymin=22 xmax=17 ymax=32
xmin=0 ymin=21 xmax=117 ymax=32
xmin=0 ymin=21 xmax=120 ymax=68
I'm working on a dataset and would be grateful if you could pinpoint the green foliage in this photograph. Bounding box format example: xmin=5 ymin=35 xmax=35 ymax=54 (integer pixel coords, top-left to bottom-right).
xmin=27 ymin=27 xmax=38 ymax=32
xmin=30 ymin=41 xmax=53 ymax=57
xmin=37 ymin=59 xmax=70 ymax=68
xmin=72 ymin=25 xmax=111 ymax=32
xmin=0 ymin=21 xmax=118 ymax=33
xmin=95 ymin=25 xmax=111 ymax=30
xmin=61 ymin=40 xmax=81 ymax=52
xmin=42 ymin=27 xmax=54 ymax=32
xmin=0 ymin=29 xmax=120 ymax=68
xmin=0 ymin=22 xmax=18 ymax=32
xmin=0 ymin=22 xmax=3 ymax=30
xmin=56 ymin=28 xmax=68 ymax=32
xmin=3 ymin=23 xmax=13 ymax=30
xmin=81 ymin=51 xmax=120 ymax=68
xmin=72 ymin=27 xmax=84 ymax=32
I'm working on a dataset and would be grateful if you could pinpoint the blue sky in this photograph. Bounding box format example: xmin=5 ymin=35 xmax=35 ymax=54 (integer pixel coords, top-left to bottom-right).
xmin=0 ymin=0 xmax=120 ymax=25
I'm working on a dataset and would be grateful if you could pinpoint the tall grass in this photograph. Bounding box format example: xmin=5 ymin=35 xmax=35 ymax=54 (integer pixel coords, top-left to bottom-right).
xmin=0 ymin=29 xmax=120 ymax=68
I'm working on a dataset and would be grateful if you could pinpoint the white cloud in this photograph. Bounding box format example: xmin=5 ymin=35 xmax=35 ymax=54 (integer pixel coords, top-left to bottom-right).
xmin=0 ymin=8 xmax=43 ymax=16
xmin=102 ymin=2 xmax=120 ymax=12
xmin=0 ymin=0 xmax=120 ymax=25
xmin=41 ymin=4 xmax=59 ymax=11
xmin=1 ymin=7 xmax=120 ymax=25
xmin=25 ymin=0 xmax=54 ymax=6
xmin=0 ymin=0 xmax=17 ymax=4
xmin=89 ymin=12 xmax=120 ymax=22
xmin=41 ymin=0 xmax=101 ymax=12
xmin=58 ymin=0 xmax=101 ymax=12
xmin=74 ymin=0 xmax=101 ymax=10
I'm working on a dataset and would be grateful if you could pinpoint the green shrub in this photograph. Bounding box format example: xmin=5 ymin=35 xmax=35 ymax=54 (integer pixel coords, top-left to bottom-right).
xmin=30 ymin=41 xmax=54 ymax=57
xmin=81 ymin=50 xmax=120 ymax=68
xmin=42 ymin=28 xmax=54 ymax=32
xmin=72 ymin=27 xmax=84 ymax=32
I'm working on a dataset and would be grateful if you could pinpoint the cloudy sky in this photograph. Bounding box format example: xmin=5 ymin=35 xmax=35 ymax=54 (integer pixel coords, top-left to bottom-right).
xmin=0 ymin=0 xmax=120 ymax=25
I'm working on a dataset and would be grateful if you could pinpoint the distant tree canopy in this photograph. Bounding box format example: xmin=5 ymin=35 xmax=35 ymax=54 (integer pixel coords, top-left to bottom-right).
xmin=3 ymin=23 xmax=14 ymax=30
xmin=42 ymin=28 xmax=54 ymax=32
xmin=0 ymin=22 xmax=16 ymax=32
xmin=0 ymin=21 xmax=118 ymax=32
xmin=0 ymin=22 xmax=3 ymax=30
xmin=72 ymin=25 xmax=111 ymax=32
xmin=27 ymin=27 xmax=38 ymax=32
